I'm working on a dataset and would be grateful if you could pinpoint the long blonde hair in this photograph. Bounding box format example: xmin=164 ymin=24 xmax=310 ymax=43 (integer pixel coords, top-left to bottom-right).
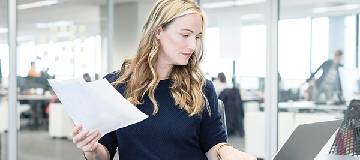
xmin=114 ymin=0 xmax=207 ymax=116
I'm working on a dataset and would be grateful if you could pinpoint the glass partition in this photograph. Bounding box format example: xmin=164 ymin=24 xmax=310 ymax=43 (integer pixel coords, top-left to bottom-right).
xmin=201 ymin=0 xmax=268 ymax=158
xmin=0 ymin=0 xmax=8 ymax=159
xmin=15 ymin=0 xmax=108 ymax=159
xmin=278 ymin=0 xmax=360 ymax=155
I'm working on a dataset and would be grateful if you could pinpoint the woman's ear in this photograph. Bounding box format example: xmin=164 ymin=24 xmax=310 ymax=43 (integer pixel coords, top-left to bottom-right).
xmin=155 ymin=27 xmax=164 ymax=40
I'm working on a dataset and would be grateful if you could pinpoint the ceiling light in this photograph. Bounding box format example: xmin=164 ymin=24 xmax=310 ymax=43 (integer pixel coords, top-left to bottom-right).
xmin=312 ymin=7 xmax=329 ymax=14
xmin=344 ymin=4 xmax=360 ymax=10
xmin=202 ymin=1 xmax=234 ymax=9
xmin=313 ymin=4 xmax=360 ymax=14
xmin=202 ymin=0 xmax=265 ymax=9
xmin=36 ymin=21 xmax=73 ymax=29
xmin=0 ymin=28 xmax=8 ymax=34
xmin=17 ymin=0 xmax=59 ymax=10
xmin=234 ymin=0 xmax=265 ymax=6
xmin=241 ymin=14 xmax=264 ymax=20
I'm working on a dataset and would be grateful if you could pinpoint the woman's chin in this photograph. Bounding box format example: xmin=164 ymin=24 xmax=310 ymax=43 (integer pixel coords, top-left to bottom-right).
xmin=175 ymin=61 xmax=189 ymax=66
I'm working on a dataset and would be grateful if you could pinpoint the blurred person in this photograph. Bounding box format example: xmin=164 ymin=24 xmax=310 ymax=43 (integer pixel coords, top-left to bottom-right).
xmin=306 ymin=50 xmax=344 ymax=103
xmin=72 ymin=0 xmax=255 ymax=160
xmin=27 ymin=61 xmax=40 ymax=77
xmin=40 ymin=67 xmax=54 ymax=92
xmin=83 ymin=73 xmax=92 ymax=82
xmin=218 ymin=75 xmax=244 ymax=137
xmin=214 ymin=72 xmax=230 ymax=96
xmin=40 ymin=68 xmax=49 ymax=78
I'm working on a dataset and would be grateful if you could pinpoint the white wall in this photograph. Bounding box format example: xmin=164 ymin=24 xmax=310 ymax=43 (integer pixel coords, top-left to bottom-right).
xmin=137 ymin=1 xmax=154 ymax=37
xmin=112 ymin=2 xmax=138 ymax=71
xmin=102 ymin=1 xmax=153 ymax=72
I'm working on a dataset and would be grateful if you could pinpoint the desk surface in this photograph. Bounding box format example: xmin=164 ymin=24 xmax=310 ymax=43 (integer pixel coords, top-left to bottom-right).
xmin=17 ymin=94 xmax=56 ymax=101
xmin=260 ymin=101 xmax=347 ymax=112
xmin=242 ymin=97 xmax=263 ymax=103
xmin=279 ymin=101 xmax=347 ymax=110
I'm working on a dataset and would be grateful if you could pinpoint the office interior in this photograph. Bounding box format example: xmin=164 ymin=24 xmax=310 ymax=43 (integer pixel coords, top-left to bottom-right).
xmin=1 ymin=0 xmax=360 ymax=159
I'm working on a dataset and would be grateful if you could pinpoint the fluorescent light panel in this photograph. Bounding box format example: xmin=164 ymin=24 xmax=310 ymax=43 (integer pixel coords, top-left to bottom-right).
xmin=0 ymin=28 xmax=8 ymax=34
xmin=241 ymin=14 xmax=264 ymax=20
xmin=313 ymin=4 xmax=360 ymax=14
xmin=202 ymin=0 xmax=265 ymax=9
xmin=36 ymin=21 xmax=73 ymax=29
xmin=17 ymin=0 xmax=59 ymax=10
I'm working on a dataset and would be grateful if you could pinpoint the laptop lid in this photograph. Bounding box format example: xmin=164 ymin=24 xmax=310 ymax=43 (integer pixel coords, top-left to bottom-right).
xmin=273 ymin=119 xmax=343 ymax=160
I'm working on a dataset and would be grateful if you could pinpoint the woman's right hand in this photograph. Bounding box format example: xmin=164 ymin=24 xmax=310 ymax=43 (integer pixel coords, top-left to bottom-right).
xmin=72 ymin=124 xmax=101 ymax=153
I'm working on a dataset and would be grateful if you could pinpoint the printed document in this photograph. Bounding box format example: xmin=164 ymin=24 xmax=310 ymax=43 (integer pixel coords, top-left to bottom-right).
xmin=49 ymin=79 xmax=148 ymax=136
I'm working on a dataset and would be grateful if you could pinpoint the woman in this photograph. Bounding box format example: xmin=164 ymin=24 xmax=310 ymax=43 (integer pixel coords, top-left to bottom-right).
xmin=214 ymin=72 xmax=230 ymax=96
xmin=72 ymin=0 xmax=255 ymax=159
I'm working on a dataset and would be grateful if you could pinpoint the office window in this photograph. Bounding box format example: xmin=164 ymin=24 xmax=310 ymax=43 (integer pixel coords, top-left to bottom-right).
xmin=358 ymin=15 xmax=360 ymax=69
xmin=345 ymin=15 xmax=356 ymax=69
xmin=0 ymin=44 xmax=8 ymax=79
xmin=202 ymin=25 xmax=266 ymax=89
xmin=278 ymin=18 xmax=311 ymax=87
xmin=202 ymin=27 xmax=233 ymax=80
xmin=311 ymin=17 xmax=329 ymax=73
xmin=17 ymin=36 xmax=101 ymax=79
xmin=237 ymin=24 xmax=266 ymax=77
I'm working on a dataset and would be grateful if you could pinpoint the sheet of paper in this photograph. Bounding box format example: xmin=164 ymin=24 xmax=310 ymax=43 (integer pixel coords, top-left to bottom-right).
xmin=49 ymin=79 xmax=148 ymax=136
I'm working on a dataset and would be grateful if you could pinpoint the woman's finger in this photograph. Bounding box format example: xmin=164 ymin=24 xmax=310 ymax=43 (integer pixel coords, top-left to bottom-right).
xmin=86 ymin=135 xmax=101 ymax=152
xmin=72 ymin=124 xmax=82 ymax=136
xmin=82 ymin=133 xmax=101 ymax=152
xmin=73 ymin=130 xmax=89 ymax=144
xmin=82 ymin=141 xmax=99 ymax=152
xmin=77 ymin=130 xmax=100 ymax=148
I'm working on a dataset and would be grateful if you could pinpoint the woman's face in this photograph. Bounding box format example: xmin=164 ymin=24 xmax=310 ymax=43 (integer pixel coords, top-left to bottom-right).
xmin=156 ymin=13 xmax=203 ymax=66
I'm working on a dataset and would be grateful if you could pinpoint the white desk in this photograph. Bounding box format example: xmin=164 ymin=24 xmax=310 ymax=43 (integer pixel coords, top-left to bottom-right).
xmin=49 ymin=103 xmax=73 ymax=139
xmin=0 ymin=97 xmax=30 ymax=133
xmin=259 ymin=101 xmax=347 ymax=112
xmin=17 ymin=94 xmax=56 ymax=101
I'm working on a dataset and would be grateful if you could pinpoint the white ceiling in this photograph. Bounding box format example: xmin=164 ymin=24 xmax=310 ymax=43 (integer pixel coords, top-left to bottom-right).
xmin=1 ymin=0 xmax=360 ymax=43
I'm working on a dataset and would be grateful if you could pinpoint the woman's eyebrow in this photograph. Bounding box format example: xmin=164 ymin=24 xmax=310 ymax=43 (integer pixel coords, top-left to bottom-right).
xmin=181 ymin=28 xmax=193 ymax=33
xmin=181 ymin=28 xmax=202 ymax=35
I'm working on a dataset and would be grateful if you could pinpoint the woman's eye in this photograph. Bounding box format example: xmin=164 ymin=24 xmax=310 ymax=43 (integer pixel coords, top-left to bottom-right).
xmin=182 ymin=34 xmax=189 ymax=38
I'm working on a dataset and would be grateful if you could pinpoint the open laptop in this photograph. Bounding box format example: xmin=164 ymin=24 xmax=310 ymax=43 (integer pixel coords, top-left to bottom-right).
xmin=273 ymin=119 xmax=343 ymax=160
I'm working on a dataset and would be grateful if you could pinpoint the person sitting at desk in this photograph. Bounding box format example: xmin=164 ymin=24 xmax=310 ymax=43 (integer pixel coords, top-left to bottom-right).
xmin=28 ymin=61 xmax=40 ymax=77
xmin=71 ymin=0 xmax=256 ymax=160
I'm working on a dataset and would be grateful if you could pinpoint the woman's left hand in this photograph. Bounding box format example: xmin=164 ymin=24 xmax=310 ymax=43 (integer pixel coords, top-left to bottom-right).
xmin=218 ymin=146 xmax=257 ymax=160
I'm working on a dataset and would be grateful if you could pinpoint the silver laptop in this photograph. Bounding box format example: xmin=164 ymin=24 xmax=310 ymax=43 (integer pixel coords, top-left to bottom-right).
xmin=273 ymin=119 xmax=343 ymax=160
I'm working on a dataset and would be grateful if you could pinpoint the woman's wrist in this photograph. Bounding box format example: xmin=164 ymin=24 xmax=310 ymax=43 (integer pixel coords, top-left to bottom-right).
xmin=216 ymin=143 xmax=233 ymax=160
xmin=83 ymin=145 xmax=101 ymax=160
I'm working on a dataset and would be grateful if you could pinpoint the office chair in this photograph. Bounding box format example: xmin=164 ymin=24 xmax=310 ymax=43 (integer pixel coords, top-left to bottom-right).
xmin=218 ymin=99 xmax=227 ymax=136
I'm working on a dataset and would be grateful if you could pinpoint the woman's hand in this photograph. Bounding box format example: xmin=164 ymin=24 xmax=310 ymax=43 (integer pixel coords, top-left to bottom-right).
xmin=72 ymin=124 xmax=101 ymax=153
xmin=218 ymin=145 xmax=257 ymax=160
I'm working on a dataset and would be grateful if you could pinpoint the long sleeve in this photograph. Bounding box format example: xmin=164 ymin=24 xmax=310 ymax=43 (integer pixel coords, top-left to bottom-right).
xmin=199 ymin=80 xmax=227 ymax=153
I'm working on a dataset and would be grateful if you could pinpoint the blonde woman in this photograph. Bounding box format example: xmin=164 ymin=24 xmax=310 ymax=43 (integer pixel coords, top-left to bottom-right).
xmin=72 ymin=0 xmax=255 ymax=159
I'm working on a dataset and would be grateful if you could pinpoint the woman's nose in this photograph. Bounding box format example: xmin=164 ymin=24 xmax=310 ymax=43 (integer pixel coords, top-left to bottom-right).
xmin=187 ymin=37 xmax=197 ymax=51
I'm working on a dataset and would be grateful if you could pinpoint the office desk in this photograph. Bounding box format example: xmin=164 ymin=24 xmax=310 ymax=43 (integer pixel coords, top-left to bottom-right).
xmin=259 ymin=101 xmax=347 ymax=112
xmin=17 ymin=94 xmax=57 ymax=129
xmin=17 ymin=94 xmax=55 ymax=101
xmin=242 ymin=97 xmax=263 ymax=103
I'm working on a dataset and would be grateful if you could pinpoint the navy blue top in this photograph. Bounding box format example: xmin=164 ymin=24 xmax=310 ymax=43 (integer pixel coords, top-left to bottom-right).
xmin=99 ymin=71 xmax=227 ymax=160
